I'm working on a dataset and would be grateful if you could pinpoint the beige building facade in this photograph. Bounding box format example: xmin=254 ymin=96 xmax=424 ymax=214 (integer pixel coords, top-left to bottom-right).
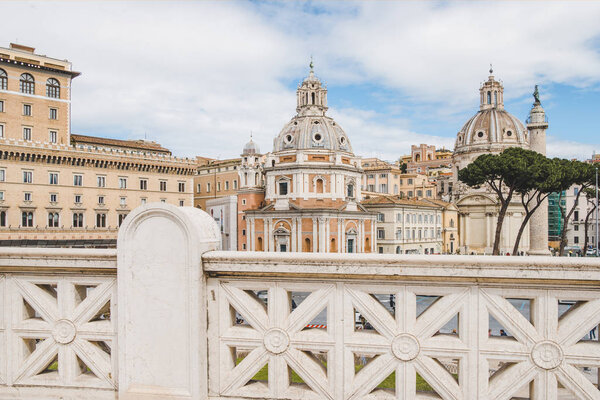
xmin=362 ymin=158 xmax=437 ymax=199
xmin=0 ymin=43 xmax=195 ymax=247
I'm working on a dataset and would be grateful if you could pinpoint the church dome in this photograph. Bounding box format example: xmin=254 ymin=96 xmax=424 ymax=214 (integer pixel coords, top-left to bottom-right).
xmin=242 ymin=138 xmax=260 ymax=155
xmin=454 ymin=70 xmax=528 ymax=154
xmin=273 ymin=63 xmax=353 ymax=154
xmin=274 ymin=115 xmax=352 ymax=153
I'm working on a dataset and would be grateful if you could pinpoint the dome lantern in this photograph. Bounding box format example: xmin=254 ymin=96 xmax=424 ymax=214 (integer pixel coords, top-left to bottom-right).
xmin=479 ymin=65 xmax=504 ymax=111
xmin=296 ymin=60 xmax=328 ymax=117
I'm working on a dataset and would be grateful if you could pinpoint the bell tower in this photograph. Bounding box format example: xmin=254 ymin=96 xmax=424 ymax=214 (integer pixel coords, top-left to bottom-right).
xmin=479 ymin=65 xmax=504 ymax=111
xmin=296 ymin=59 xmax=328 ymax=117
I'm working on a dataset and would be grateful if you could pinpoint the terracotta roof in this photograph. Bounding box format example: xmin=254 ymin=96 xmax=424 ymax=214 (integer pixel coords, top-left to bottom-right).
xmin=70 ymin=134 xmax=171 ymax=154
xmin=361 ymin=195 xmax=441 ymax=208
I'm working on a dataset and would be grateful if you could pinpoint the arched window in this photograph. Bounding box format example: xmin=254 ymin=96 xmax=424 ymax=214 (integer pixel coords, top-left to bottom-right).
xmin=46 ymin=78 xmax=60 ymax=98
xmin=396 ymin=246 xmax=401 ymax=254
xmin=0 ymin=69 xmax=7 ymax=90
xmin=257 ymin=237 xmax=263 ymax=251
xmin=311 ymin=92 xmax=315 ymax=104
xmin=415 ymin=154 xmax=421 ymax=162
xmin=316 ymin=178 xmax=324 ymax=193
xmin=450 ymin=219 xmax=455 ymax=228
xmin=347 ymin=183 xmax=354 ymax=198
xmin=330 ymin=238 xmax=336 ymax=252
xmin=21 ymin=211 xmax=33 ymax=227
xmin=255 ymin=172 xmax=259 ymax=186
xmin=487 ymin=91 xmax=491 ymax=104
xmin=303 ymin=237 xmax=312 ymax=252
xmin=20 ymin=73 xmax=35 ymax=94
xmin=48 ymin=212 xmax=60 ymax=227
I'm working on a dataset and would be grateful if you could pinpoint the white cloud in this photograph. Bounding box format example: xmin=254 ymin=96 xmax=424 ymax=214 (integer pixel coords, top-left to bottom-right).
xmin=547 ymin=136 xmax=600 ymax=160
xmin=1 ymin=1 xmax=599 ymax=160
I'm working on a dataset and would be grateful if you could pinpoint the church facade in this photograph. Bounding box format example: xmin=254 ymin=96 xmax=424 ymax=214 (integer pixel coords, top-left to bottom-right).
xmin=236 ymin=65 xmax=376 ymax=253
xmin=450 ymin=69 xmax=549 ymax=255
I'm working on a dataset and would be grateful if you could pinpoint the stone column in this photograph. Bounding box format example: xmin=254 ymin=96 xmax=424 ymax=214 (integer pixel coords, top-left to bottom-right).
xmin=528 ymin=101 xmax=551 ymax=255
xmin=312 ymin=217 xmax=318 ymax=252
xmin=117 ymin=203 xmax=219 ymax=399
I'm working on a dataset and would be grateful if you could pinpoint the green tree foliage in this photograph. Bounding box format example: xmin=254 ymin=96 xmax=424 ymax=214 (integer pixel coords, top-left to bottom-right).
xmin=458 ymin=147 xmax=535 ymax=255
xmin=555 ymin=160 xmax=596 ymax=256
xmin=399 ymin=162 xmax=407 ymax=174
xmin=512 ymin=155 xmax=563 ymax=255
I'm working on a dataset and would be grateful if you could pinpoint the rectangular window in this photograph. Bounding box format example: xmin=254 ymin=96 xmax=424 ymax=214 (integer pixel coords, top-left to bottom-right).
xmin=379 ymin=184 xmax=387 ymax=193
xmin=574 ymin=236 xmax=579 ymax=244
xmin=74 ymin=195 xmax=82 ymax=204
xmin=98 ymin=196 xmax=105 ymax=205
xmin=242 ymin=229 xmax=246 ymax=236
xmin=141 ymin=198 xmax=147 ymax=205
xmin=225 ymin=181 xmax=229 ymax=190
xmin=160 ymin=199 xmax=166 ymax=203
xmin=367 ymin=184 xmax=375 ymax=192
xmin=119 ymin=177 xmax=127 ymax=189
xmin=197 ymin=183 xmax=201 ymax=193
xmin=22 ymin=171 xmax=32 ymax=183
xmin=23 ymin=127 xmax=32 ymax=141
xmin=73 ymin=213 xmax=83 ymax=228
xmin=574 ymin=225 xmax=579 ymax=231
xmin=160 ymin=181 xmax=167 ymax=191
xmin=279 ymin=181 xmax=288 ymax=195
xmin=378 ymin=247 xmax=384 ymax=254
xmin=206 ymin=183 xmax=211 ymax=193
xmin=24 ymin=192 xmax=31 ymax=201
xmin=367 ymin=174 xmax=374 ymax=179
xmin=0 ymin=124 xmax=4 ymax=138
xmin=96 ymin=213 xmax=106 ymax=228
xmin=50 ymin=193 xmax=57 ymax=202
xmin=179 ymin=200 xmax=184 ymax=207
xmin=377 ymin=213 xmax=385 ymax=222
xmin=217 ymin=182 xmax=221 ymax=192
xmin=408 ymin=191 xmax=413 ymax=198
xmin=396 ymin=230 xmax=402 ymax=240
xmin=73 ymin=174 xmax=83 ymax=186
xmin=49 ymin=108 xmax=57 ymax=120
xmin=118 ymin=214 xmax=128 ymax=226
xmin=417 ymin=190 xmax=423 ymax=197
xmin=23 ymin=104 xmax=31 ymax=116
xmin=49 ymin=130 xmax=57 ymax=143
xmin=377 ymin=229 xmax=385 ymax=239
xmin=233 ymin=180 xmax=238 ymax=189
xmin=0 ymin=101 xmax=4 ymax=112
xmin=97 ymin=176 xmax=106 ymax=188
xmin=426 ymin=190 xmax=432 ymax=197
xmin=120 ymin=197 xmax=126 ymax=206
xmin=140 ymin=179 xmax=148 ymax=190
xmin=408 ymin=178 xmax=413 ymax=184
xmin=0 ymin=169 xmax=4 ymax=182
xmin=574 ymin=211 xmax=579 ymax=220
xmin=49 ymin=172 xmax=58 ymax=185
xmin=178 ymin=182 xmax=185 ymax=192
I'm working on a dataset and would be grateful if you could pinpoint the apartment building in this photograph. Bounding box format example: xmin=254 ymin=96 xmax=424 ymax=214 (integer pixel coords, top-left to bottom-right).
xmin=0 ymin=43 xmax=195 ymax=247
xmin=361 ymin=158 xmax=437 ymax=199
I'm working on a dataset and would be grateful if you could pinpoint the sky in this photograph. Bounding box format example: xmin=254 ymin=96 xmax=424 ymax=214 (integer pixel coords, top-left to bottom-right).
xmin=3 ymin=1 xmax=600 ymax=161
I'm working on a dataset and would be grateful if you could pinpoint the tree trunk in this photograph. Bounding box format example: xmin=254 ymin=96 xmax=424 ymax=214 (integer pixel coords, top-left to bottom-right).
xmin=559 ymin=186 xmax=585 ymax=256
xmin=584 ymin=202 xmax=598 ymax=254
xmin=493 ymin=199 xmax=511 ymax=255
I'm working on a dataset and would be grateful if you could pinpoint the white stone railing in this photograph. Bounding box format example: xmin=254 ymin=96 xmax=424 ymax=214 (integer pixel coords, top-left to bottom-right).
xmin=0 ymin=247 xmax=117 ymax=399
xmin=117 ymin=204 xmax=600 ymax=400
xmin=2 ymin=204 xmax=600 ymax=400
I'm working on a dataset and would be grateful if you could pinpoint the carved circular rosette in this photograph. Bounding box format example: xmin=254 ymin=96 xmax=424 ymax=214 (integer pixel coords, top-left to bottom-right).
xmin=391 ymin=333 xmax=420 ymax=361
xmin=531 ymin=340 xmax=563 ymax=370
xmin=263 ymin=328 xmax=290 ymax=355
xmin=52 ymin=319 xmax=77 ymax=344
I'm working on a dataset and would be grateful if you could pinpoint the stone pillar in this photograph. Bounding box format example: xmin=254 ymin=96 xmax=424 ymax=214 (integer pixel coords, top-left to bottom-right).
xmin=312 ymin=218 xmax=318 ymax=252
xmin=117 ymin=203 xmax=219 ymax=399
xmin=528 ymin=101 xmax=551 ymax=255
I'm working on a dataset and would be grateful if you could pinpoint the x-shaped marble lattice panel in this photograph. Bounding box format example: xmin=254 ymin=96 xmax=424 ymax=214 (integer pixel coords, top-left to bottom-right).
xmin=216 ymin=280 xmax=336 ymax=399
xmin=480 ymin=288 xmax=600 ymax=400
xmin=344 ymin=284 xmax=472 ymax=400
xmin=10 ymin=275 xmax=116 ymax=389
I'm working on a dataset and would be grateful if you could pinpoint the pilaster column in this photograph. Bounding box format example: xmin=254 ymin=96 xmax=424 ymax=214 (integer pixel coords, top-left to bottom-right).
xmin=291 ymin=218 xmax=297 ymax=252
xmin=312 ymin=217 xmax=318 ymax=252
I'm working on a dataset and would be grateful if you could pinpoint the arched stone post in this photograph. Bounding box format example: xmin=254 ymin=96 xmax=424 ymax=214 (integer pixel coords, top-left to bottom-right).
xmin=117 ymin=203 xmax=219 ymax=399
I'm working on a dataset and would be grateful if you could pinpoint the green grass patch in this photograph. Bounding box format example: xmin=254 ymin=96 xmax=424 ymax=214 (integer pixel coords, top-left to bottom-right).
xmin=236 ymin=357 xmax=452 ymax=391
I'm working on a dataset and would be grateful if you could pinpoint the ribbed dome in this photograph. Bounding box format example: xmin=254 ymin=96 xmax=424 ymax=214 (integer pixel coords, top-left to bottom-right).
xmin=242 ymin=139 xmax=260 ymax=155
xmin=454 ymin=108 xmax=527 ymax=153
xmin=273 ymin=115 xmax=352 ymax=153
